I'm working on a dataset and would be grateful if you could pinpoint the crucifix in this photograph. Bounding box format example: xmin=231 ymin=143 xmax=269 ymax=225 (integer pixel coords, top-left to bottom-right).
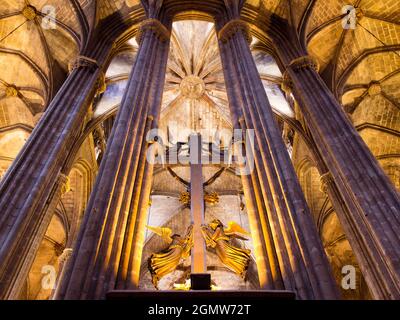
xmin=188 ymin=133 xmax=211 ymax=289
xmin=147 ymin=134 xmax=227 ymax=290
xmin=147 ymin=135 xmax=250 ymax=289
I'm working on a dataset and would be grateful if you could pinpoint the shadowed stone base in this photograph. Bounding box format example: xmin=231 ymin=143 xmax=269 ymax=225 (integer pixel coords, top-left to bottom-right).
xmin=106 ymin=290 xmax=296 ymax=300
xmin=191 ymin=273 xmax=211 ymax=290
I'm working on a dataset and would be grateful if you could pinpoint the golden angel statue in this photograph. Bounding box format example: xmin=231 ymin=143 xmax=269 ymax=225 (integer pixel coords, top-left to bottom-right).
xmin=201 ymin=219 xmax=251 ymax=278
xmin=146 ymin=225 xmax=193 ymax=289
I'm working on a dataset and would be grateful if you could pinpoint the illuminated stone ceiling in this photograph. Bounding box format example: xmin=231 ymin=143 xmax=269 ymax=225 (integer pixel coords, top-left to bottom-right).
xmin=0 ymin=0 xmax=398 ymax=301
xmin=302 ymin=0 xmax=400 ymax=159
xmin=0 ymin=0 xmax=398 ymax=150
xmin=0 ymin=0 xmax=80 ymax=127
xmin=306 ymin=1 xmax=400 ymax=103
xmin=161 ymin=20 xmax=232 ymax=140
xmin=95 ymin=19 xmax=291 ymax=143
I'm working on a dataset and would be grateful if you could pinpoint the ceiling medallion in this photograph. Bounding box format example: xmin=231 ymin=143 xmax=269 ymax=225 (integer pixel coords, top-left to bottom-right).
xmin=368 ymin=81 xmax=381 ymax=97
xmin=22 ymin=5 xmax=37 ymax=21
xmin=180 ymin=75 xmax=205 ymax=99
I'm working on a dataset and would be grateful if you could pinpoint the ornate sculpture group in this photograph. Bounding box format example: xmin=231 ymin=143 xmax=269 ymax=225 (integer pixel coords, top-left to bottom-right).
xmin=179 ymin=191 xmax=219 ymax=206
xmin=146 ymin=219 xmax=251 ymax=289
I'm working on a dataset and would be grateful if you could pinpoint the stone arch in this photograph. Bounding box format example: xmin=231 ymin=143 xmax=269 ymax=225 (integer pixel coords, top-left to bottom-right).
xmin=61 ymin=158 xmax=95 ymax=247
xmin=379 ymin=157 xmax=400 ymax=191
xmin=320 ymin=208 xmax=371 ymax=300
xmin=295 ymin=156 xmax=371 ymax=299
xmin=296 ymin=157 xmax=326 ymax=222
xmin=22 ymin=213 xmax=67 ymax=300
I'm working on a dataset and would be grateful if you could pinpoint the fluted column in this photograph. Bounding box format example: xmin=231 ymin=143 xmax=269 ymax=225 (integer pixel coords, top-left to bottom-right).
xmin=223 ymin=46 xmax=282 ymax=290
xmin=0 ymin=43 xmax=111 ymax=299
xmin=56 ymin=3 xmax=171 ymax=300
xmin=238 ymin=144 xmax=284 ymax=290
xmin=274 ymin=30 xmax=400 ymax=299
xmin=116 ymin=150 xmax=156 ymax=289
xmin=215 ymin=1 xmax=339 ymax=299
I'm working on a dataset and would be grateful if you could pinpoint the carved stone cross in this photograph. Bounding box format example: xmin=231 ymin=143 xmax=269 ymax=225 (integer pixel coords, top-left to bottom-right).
xmin=189 ymin=133 xmax=207 ymax=275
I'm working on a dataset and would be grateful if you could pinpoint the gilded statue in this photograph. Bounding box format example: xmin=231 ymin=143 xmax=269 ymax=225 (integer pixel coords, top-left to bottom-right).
xmin=167 ymin=167 xmax=224 ymax=207
xmin=179 ymin=191 xmax=219 ymax=206
xmin=146 ymin=225 xmax=193 ymax=289
xmin=201 ymin=219 xmax=251 ymax=278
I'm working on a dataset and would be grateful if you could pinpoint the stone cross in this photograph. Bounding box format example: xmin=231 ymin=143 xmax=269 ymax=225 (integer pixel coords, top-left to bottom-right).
xmin=189 ymin=134 xmax=207 ymax=274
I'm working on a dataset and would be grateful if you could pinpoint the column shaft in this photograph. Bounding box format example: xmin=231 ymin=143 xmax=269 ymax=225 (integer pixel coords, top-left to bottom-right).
xmin=56 ymin=13 xmax=171 ymax=299
xmin=216 ymin=11 xmax=339 ymax=299
xmin=117 ymin=34 xmax=171 ymax=288
xmin=220 ymin=28 xmax=281 ymax=289
xmin=274 ymin=33 xmax=400 ymax=299
xmin=239 ymin=142 xmax=283 ymax=289
xmin=123 ymin=158 xmax=156 ymax=288
xmin=0 ymin=44 xmax=110 ymax=299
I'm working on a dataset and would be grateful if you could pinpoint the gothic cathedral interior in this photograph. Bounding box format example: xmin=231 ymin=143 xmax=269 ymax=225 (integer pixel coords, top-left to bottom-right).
xmin=0 ymin=0 xmax=399 ymax=301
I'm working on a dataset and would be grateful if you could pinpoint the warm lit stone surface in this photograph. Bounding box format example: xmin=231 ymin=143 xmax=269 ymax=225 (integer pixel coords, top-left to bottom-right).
xmin=0 ymin=0 xmax=399 ymax=300
xmin=180 ymin=76 xmax=206 ymax=99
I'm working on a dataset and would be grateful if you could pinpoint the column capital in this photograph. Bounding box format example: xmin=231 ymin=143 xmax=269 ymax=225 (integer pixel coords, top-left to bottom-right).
xmin=95 ymin=71 xmax=107 ymax=96
xmin=58 ymin=173 xmax=71 ymax=196
xmin=286 ymin=55 xmax=319 ymax=73
xmin=281 ymin=71 xmax=293 ymax=94
xmin=218 ymin=19 xmax=252 ymax=44
xmin=135 ymin=18 xmax=171 ymax=44
xmin=58 ymin=248 xmax=73 ymax=264
xmin=319 ymin=172 xmax=333 ymax=194
xmin=68 ymin=55 xmax=99 ymax=73
xmin=282 ymin=56 xmax=319 ymax=93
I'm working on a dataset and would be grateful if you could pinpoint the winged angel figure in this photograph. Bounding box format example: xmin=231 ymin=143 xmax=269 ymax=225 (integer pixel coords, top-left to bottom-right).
xmin=146 ymin=225 xmax=193 ymax=289
xmin=201 ymin=219 xmax=251 ymax=278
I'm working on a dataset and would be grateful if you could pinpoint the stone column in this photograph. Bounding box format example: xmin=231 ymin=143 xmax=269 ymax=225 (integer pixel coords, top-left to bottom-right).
xmin=226 ymin=66 xmax=282 ymax=290
xmin=238 ymin=141 xmax=283 ymax=290
xmin=56 ymin=2 xmax=171 ymax=299
xmin=214 ymin=1 xmax=339 ymax=299
xmin=274 ymin=31 xmax=400 ymax=299
xmin=0 ymin=43 xmax=111 ymax=299
xmin=117 ymin=153 xmax=156 ymax=289
xmin=116 ymin=15 xmax=171 ymax=287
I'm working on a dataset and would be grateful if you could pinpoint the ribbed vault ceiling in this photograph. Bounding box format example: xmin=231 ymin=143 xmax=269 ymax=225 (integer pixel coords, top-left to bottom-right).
xmin=304 ymin=0 xmax=400 ymax=114
xmin=0 ymin=0 xmax=398 ymax=143
xmin=94 ymin=20 xmax=291 ymax=144
xmin=0 ymin=0 xmax=81 ymax=126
